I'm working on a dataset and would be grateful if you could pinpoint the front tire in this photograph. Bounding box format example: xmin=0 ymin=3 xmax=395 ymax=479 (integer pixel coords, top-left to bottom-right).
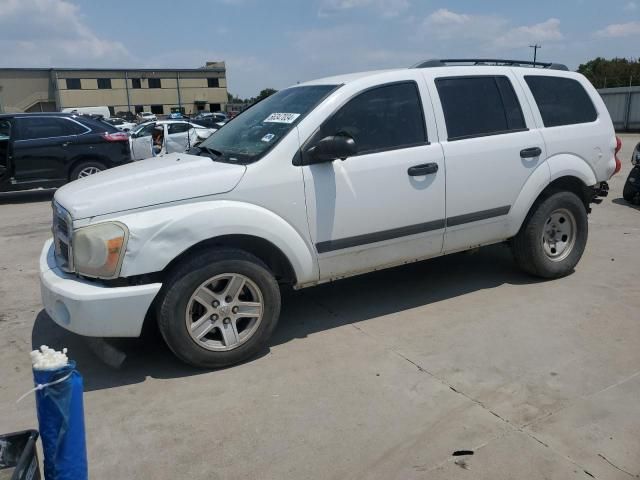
xmin=512 ymin=191 xmax=588 ymax=279
xmin=157 ymin=249 xmax=281 ymax=368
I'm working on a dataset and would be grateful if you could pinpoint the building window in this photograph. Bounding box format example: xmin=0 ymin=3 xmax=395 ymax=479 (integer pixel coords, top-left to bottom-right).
xmin=148 ymin=78 xmax=161 ymax=88
xmin=150 ymin=105 xmax=164 ymax=115
xmin=207 ymin=78 xmax=220 ymax=88
xmin=135 ymin=105 xmax=144 ymax=113
xmin=210 ymin=103 xmax=221 ymax=112
xmin=131 ymin=78 xmax=142 ymax=89
xmin=66 ymin=78 xmax=81 ymax=90
xmin=97 ymin=78 xmax=112 ymax=89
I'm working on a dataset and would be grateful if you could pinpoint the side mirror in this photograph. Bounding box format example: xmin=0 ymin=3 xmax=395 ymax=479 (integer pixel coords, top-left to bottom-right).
xmin=307 ymin=135 xmax=357 ymax=164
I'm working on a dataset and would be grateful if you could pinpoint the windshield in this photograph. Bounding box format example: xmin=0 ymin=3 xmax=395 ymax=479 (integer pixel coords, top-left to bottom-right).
xmin=198 ymin=84 xmax=337 ymax=164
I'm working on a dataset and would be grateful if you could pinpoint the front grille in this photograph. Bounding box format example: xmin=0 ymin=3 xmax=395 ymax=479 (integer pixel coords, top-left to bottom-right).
xmin=52 ymin=202 xmax=73 ymax=272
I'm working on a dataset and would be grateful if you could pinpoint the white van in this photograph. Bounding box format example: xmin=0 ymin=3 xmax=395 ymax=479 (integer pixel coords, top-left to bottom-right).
xmin=61 ymin=106 xmax=111 ymax=119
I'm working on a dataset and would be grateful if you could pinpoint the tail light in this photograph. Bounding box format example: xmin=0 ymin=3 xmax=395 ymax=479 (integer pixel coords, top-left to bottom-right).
xmin=102 ymin=132 xmax=129 ymax=142
xmin=613 ymin=136 xmax=622 ymax=175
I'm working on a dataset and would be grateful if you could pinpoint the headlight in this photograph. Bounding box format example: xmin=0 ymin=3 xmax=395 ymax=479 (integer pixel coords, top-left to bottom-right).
xmin=73 ymin=222 xmax=128 ymax=279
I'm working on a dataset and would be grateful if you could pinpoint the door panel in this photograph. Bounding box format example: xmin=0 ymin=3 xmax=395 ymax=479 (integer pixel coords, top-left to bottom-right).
xmin=166 ymin=123 xmax=191 ymax=153
xmin=303 ymin=145 xmax=446 ymax=278
xmin=301 ymin=80 xmax=446 ymax=280
xmin=424 ymin=71 xmax=547 ymax=252
xmin=130 ymin=123 xmax=159 ymax=160
xmin=12 ymin=117 xmax=85 ymax=182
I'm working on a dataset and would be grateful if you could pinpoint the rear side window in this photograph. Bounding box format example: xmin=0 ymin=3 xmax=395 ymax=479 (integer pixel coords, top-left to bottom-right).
xmin=18 ymin=117 xmax=87 ymax=140
xmin=168 ymin=123 xmax=190 ymax=134
xmin=436 ymin=76 xmax=526 ymax=141
xmin=524 ymin=76 xmax=597 ymax=127
xmin=320 ymin=81 xmax=427 ymax=154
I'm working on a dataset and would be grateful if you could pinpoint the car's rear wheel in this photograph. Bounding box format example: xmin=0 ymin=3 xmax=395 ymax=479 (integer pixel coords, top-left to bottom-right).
xmin=70 ymin=161 xmax=107 ymax=181
xmin=157 ymin=249 xmax=281 ymax=368
xmin=512 ymin=191 xmax=588 ymax=278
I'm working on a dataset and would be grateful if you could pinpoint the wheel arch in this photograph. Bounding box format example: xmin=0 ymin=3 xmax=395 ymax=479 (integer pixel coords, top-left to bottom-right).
xmin=117 ymin=200 xmax=318 ymax=286
xmin=162 ymin=234 xmax=297 ymax=285
xmin=508 ymin=155 xmax=596 ymax=238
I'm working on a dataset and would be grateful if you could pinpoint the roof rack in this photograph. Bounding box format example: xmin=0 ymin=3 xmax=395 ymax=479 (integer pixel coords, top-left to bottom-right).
xmin=412 ymin=58 xmax=569 ymax=71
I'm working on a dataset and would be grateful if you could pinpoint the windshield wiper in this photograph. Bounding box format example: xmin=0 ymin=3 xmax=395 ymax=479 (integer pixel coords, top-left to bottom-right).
xmin=198 ymin=146 xmax=224 ymax=159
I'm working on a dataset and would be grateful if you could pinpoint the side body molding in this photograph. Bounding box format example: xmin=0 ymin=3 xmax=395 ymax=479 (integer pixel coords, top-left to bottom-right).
xmin=117 ymin=200 xmax=318 ymax=285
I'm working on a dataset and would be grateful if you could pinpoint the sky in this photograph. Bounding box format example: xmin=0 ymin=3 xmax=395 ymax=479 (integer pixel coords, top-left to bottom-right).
xmin=0 ymin=0 xmax=637 ymax=97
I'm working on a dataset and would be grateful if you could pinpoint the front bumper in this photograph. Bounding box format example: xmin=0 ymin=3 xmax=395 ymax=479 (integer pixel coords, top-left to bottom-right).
xmin=39 ymin=239 xmax=162 ymax=337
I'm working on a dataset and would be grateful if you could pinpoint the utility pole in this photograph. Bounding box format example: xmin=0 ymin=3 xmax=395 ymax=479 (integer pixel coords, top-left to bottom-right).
xmin=529 ymin=44 xmax=541 ymax=67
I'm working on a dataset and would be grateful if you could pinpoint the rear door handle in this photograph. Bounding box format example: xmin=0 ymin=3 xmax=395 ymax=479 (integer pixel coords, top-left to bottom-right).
xmin=61 ymin=142 xmax=71 ymax=147
xmin=408 ymin=163 xmax=438 ymax=176
xmin=520 ymin=147 xmax=542 ymax=158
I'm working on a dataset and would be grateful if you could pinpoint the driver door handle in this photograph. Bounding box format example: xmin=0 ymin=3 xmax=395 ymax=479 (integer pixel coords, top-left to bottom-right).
xmin=408 ymin=163 xmax=438 ymax=176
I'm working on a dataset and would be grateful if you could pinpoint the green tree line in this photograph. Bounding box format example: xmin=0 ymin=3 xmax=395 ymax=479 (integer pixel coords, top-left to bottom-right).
xmin=578 ymin=57 xmax=640 ymax=89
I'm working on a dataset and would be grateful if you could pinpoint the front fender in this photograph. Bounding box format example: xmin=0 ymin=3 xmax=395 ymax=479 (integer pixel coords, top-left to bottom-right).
xmin=117 ymin=201 xmax=318 ymax=285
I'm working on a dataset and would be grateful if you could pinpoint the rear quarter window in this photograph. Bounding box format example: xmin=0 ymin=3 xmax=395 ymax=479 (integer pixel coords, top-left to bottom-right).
xmin=524 ymin=76 xmax=597 ymax=127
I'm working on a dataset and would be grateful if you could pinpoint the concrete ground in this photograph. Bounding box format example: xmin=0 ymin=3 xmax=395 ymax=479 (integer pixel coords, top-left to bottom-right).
xmin=1 ymin=135 xmax=639 ymax=479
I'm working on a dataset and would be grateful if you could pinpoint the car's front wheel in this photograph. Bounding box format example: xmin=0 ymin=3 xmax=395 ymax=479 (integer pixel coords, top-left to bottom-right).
xmin=512 ymin=191 xmax=588 ymax=278
xmin=157 ymin=249 xmax=281 ymax=368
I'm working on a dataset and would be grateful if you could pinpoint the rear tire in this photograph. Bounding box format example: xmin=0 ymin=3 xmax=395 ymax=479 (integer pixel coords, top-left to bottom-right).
xmin=512 ymin=191 xmax=588 ymax=279
xmin=157 ymin=249 xmax=281 ymax=368
xmin=70 ymin=161 xmax=107 ymax=181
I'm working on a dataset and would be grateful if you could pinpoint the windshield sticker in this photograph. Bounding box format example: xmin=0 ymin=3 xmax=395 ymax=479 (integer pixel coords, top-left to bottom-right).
xmin=261 ymin=133 xmax=276 ymax=142
xmin=263 ymin=112 xmax=301 ymax=124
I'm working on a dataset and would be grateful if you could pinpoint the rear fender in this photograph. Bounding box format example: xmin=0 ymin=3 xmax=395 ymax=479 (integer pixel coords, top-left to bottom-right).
xmin=507 ymin=154 xmax=596 ymax=237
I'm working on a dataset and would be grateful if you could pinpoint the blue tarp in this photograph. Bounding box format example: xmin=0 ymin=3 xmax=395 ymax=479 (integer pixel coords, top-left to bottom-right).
xmin=33 ymin=362 xmax=87 ymax=480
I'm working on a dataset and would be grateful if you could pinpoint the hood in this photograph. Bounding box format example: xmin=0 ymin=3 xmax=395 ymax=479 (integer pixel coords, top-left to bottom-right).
xmin=55 ymin=153 xmax=246 ymax=219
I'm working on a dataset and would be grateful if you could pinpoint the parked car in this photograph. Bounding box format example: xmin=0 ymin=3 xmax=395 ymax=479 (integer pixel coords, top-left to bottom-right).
xmin=189 ymin=117 xmax=226 ymax=130
xmin=137 ymin=112 xmax=157 ymax=122
xmin=105 ymin=117 xmax=137 ymax=132
xmin=116 ymin=111 xmax=136 ymax=122
xmin=0 ymin=113 xmax=131 ymax=192
xmin=623 ymin=141 xmax=640 ymax=204
xmin=40 ymin=59 xmax=620 ymax=368
xmin=128 ymin=120 xmax=217 ymax=160
xmin=62 ymin=106 xmax=111 ymax=119
xmin=194 ymin=111 xmax=228 ymax=124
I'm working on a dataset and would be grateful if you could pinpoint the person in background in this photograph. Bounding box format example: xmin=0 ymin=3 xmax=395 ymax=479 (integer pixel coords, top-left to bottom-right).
xmin=151 ymin=125 xmax=164 ymax=156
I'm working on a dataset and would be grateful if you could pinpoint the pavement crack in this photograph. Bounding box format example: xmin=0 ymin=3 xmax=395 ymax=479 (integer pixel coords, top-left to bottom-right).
xmin=598 ymin=454 xmax=639 ymax=478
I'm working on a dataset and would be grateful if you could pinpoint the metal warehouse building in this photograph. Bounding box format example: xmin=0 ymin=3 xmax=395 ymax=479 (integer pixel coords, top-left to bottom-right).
xmin=0 ymin=62 xmax=228 ymax=116
xmin=599 ymin=86 xmax=640 ymax=131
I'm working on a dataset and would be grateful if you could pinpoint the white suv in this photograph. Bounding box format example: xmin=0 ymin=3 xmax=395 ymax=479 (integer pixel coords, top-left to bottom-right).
xmin=40 ymin=59 xmax=621 ymax=368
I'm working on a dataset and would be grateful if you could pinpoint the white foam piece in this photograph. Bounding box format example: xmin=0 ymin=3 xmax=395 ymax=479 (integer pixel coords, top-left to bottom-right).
xmin=30 ymin=345 xmax=69 ymax=370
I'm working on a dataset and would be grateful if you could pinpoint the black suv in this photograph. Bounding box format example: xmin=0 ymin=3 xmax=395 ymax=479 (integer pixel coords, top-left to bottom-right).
xmin=0 ymin=113 xmax=131 ymax=192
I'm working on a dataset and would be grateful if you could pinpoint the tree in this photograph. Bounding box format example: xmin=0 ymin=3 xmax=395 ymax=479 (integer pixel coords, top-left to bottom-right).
xmin=577 ymin=57 xmax=640 ymax=88
xmin=257 ymin=88 xmax=277 ymax=100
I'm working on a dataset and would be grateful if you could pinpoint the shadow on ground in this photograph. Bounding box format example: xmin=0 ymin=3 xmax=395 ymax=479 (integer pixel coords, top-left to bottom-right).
xmin=612 ymin=197 xmax=640 ymax=210
xmin=0 ymin=189 xmax=55 ymax=204
xmin=33 ymin=243 xmax=542 ymax=392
